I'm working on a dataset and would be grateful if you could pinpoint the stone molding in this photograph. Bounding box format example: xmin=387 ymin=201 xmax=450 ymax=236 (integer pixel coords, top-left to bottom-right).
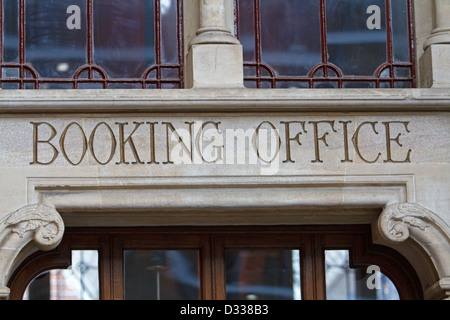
xmin=25 ymin=175 xmax=414 ymax=225
xmin=0 ymin=203 xmax=64 ymax=300
xmin=378 ymin=202 xmax=450 ymax=299
xmin=1 ymin=88 xmax=450 ymax=114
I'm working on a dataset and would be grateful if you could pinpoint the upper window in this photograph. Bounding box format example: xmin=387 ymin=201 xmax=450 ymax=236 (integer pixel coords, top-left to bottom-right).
xmin=235 ymin=0 xmax=415 ymax=88
xmin=0 ymin=0 xmax=183 ymax=89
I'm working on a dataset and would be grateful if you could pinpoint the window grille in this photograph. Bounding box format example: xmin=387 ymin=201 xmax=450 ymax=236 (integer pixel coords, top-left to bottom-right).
xmin=0 ymin=0 xmax=183 ymax=89
xmin=235 ymin=0 xmax=415 ymax=88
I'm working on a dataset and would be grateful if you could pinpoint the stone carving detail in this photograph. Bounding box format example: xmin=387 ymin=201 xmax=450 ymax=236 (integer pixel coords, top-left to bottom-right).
xmin=0 ymin=203 xmax=65 ymax=299
xmin=3 ymin=203 xmax=64 ymax=251
xmin=378 ymin=202 xmax=433 ymax=242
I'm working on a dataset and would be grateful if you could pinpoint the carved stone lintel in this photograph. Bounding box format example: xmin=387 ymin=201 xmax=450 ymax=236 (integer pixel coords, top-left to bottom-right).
xmin=0 ymin=203 xmax=64 ymax=299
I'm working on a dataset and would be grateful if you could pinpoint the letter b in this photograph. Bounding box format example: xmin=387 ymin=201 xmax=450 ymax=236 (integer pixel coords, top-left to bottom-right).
xmin=30 ymin=122 xmax=59 ymax=165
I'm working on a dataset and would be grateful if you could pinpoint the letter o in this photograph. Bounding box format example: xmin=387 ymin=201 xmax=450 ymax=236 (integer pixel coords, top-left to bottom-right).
xmin=252 ymin=121 xmax=281 ymax=163
xmin=59 ymin=122 xmax=87 ymax=166
xmin=89 ymin=122 xmax=117 ymax=165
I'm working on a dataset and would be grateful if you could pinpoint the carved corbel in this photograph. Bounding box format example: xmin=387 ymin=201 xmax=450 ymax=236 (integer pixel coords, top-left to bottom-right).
xmin=378 ymin=202 xmax=450 ymax=299
xmin=0 ymin=203 xmax=64 ymax=300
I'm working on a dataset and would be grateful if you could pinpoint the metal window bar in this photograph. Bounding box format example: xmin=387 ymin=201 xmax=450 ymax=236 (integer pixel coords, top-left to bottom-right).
xmin=235 ymin=0 xmax=415 ymax=88
xmin=0 ymin=0 xmax=184 ymax=89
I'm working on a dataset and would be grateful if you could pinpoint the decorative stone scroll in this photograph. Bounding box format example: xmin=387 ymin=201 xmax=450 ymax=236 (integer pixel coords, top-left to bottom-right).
xmin=378 ymin=202 xmax=434 ymax=243
xmin=378 ymin=202 xmax=450 ymax=299
xmin=0 ymin=203 xmax=64 ymax=300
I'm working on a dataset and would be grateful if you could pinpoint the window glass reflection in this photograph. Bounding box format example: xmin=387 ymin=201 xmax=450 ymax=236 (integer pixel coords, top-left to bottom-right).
xmin=124 ymin=250 xmax=200 ymax=300
xmin=225 ymin=250 xmax=301 ymax=300
xmin=24 ymin=250 xmax=99 ymax=300
xmin=93 ymin=0 xmax=153 ymax=79
xmin=3 ymin=0 xmax=19 ymax=63
xmin=326 ymin=0 xmax=387 ymax=76
xmin=237 ymin=0 xmax=414 ymax=88
xmin=2 ymin=0 xmax=182 ymax=88
xmin=25 ymin=0 xmax=87 ymax=79
xmin=239 ymin=0 xmax=321 ymax=77
xmin=325 ymin=250 xmax=399 ymax=300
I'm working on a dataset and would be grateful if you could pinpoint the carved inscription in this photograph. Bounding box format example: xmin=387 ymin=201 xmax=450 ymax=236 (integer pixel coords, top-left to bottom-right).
xmin=30 ymin=120 xmax=412 ymax=167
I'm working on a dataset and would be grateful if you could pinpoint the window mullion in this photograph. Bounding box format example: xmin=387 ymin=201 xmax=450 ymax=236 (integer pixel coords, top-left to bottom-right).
xmin=301 ymin=234 xmax=327 ymax=300
xmin=210 ymin=234 xmax=227 ymax=300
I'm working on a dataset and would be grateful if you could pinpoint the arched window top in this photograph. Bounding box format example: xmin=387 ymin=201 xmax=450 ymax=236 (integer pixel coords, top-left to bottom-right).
xmin=235 ymin=0 xmax=415 ymax=88
xmin=8 ymin=226 xmax=423 ymax=300
xmin=0 ymin=0 xmax=183 ymax=89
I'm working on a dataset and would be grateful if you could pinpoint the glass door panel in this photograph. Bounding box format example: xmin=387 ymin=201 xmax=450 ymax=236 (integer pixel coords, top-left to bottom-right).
xmin=325 ymin=250 xmax=399 ymax=300
xmin=225 ymin=249 xmax=301 ymax=300
xmin=124 ymin=250 xmax=200 ymax=300
xmin=24 ymin=250 xmax=99 ymax=300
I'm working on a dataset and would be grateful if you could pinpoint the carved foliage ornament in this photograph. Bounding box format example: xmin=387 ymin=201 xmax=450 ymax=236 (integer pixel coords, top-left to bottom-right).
xmin=2 ymin=203 xmax=64 ymax=251
xmin=0 ymin=204 xmax=64 ymax=299
xmin=379 ymin=202 xmax=434 ymax=243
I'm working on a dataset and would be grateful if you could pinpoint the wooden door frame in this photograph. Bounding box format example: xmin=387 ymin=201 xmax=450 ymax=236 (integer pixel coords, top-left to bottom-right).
xmin=7 ymin=225 xmax=423 ymax=300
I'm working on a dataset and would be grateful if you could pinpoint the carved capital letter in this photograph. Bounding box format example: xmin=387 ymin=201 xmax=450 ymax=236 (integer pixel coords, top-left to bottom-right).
xmin=30 ymin=122 xmax=59 ymax=165
xmin=309 ymin=120 xmax=337 ymax=163
xmin=280 ymin=121 xmax=307 ymax=163
xmin=115 ymin=122 xmax=144 ymax=165
xmin=352 ymin=121 xmax=381 ymax=163
xmin=382 ymin=121 xmax=412 ymax=163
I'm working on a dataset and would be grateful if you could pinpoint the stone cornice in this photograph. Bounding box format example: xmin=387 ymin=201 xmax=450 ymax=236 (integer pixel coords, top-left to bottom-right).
xmin=0 ymin=88 xmax=450 ymax=114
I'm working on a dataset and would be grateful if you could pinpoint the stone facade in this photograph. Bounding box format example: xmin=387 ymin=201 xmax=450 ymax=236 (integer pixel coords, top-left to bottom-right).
xmin=0 ymin=0 xmax=449 ymax=300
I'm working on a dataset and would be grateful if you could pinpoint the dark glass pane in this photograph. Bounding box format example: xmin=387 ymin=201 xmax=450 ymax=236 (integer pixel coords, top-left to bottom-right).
xmin=326 ymin=0 xmax=387 ymax=76
xmin=2 ymin=0 xmax=182 ymax=88
xmin=3 ymin=0 xmax=19 ymax=62
xmin=225 ymin=250 xmax=301 ymax=300
xmin=124 ymin=250 xmax=200 ymax=300
xmin=93 ymin=0 xmax=154 ymax=78
xmin=238 ymin=0 xmax=321 ymax=76
xmin=259 ymin=0 xmax=321 ymax=76
xmin=25 ymin=0 xmax=87 ymax=78
xmin=237 ymin=0 xmax=255 ymax=62
xmin=391 ymin=0 xmax=410 ymax=62
xmin=160 ymin=0 xmax=179 ymax=64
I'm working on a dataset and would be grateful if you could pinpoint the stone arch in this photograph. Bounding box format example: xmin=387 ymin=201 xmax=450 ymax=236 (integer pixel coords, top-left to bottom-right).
xmin=374 ymin=202 xmax=450 ymax=300
xmin=0 ymin=204 xmax=64 ymax=300
xmin=1 ymin=200 xmax=449 ymax=299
